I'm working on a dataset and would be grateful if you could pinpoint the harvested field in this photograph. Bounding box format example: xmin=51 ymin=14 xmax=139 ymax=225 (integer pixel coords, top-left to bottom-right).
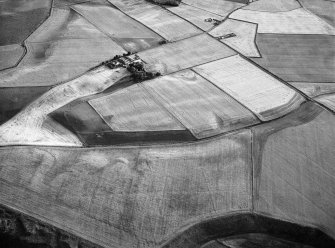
xmin=0 ymin=44 xmax=24 ymax=70
xmin=143 ymin=70 xmax=258 ymax=139
xmin=0 ymin=66 xmax=131 ymax=146
xmin=315 ymin=94 xmax=335 ymax=112
xmin=290 ymin=82 xmax=335 ymax=98
xmin=182 ymin=0 xmax=245 ymax=17
xmin=209 ymin=18 xmax=260 ymax=57
xmin=89 ymin=84 xmax=185 ymax=132
xmin=194 ymin=55 xmax=305 ymax=121
xmin=0 ymin=0 xmax=52 ymax=45
xmin=0 ymin=86 xmax=51 ymax=125
xmin=243 ymin=0 xmax=300 ymax=12
xmin=230 ymin=8 xmax=335 ymax=35
xmin=138 ymin=34 xmax=236 ymax=75
xmin=0 ymin=129 xmax=252 ymax=248
xmin=109 ymin=0 xmax=202 ymax=41
xmin=253 ymin=34 xmax=335 ymax=82
xmin=166 ymin=3 xmax=224 ymax=31
xmin=71 ymin=4 xmax=164 ymax=51
xmin=0 ymin=8 xmax=126 ymax=87
xmin=253 ymin=102 xmax=335 ymax=238
xmin=299 ymin=0 xmax=335 ymax=26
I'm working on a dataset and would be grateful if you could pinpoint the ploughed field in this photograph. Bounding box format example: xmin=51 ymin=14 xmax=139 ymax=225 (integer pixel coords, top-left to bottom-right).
xmin=0 ymin=0 xmax=335 ymax=248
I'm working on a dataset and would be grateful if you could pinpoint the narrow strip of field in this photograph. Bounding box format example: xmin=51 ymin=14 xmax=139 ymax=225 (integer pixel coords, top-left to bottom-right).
xmin=289 ymin=82 xmax=335 ymax=98
xmin=182 ymin=0 xmax=245 ymax=17
xmin=243 ymin=0 xmax=300 ymax=12
xmin=194 ymin=55 xmax=305 ymax=121
xmin=137 ymin=34 xmax=236 ymax=75
xmin=143 ymin=70 xmax=258 ymax=139
xmin=108 ymin=0 xmax=202 ymax=41
xmin=165 ymin=3 xmax=224 ymax=31
xmin=89 ymin=84 xmax=185 ymax=132
xmin=230 ymin=8 xmax=335 ymax=35
xmin=209 ymin=19 xmax=260 ymax=57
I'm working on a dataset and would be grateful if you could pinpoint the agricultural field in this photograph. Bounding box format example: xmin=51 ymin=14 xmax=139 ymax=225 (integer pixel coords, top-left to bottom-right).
xmin=209 ymin=19 xmax=260 ymax=57
xmin=299 ymin=0 xmax=335 ymax=26
xmin=72 ymin=3 xmax=164 ymax=51
xmin=0 ymin=1 xmax=335 ymax=248
xmin=143 ymin=70 xmax=258 ymax=138
xmin=194 ymin=55 xmax=305 ymax=121
xmin=137 ymin=34 xmax=236 ymax=74
xmin=182 ymin=0 xmax=246 ymax=17
xmin=0 ymin=0 xmax=52 ymax=45
xmin=0 ymin=7 xmax=126 ymax=87
xmin=165 ymin=3 xmax=224 ymax=31
xmin=252 ymin=34 xmax=335 ymax=82
xmin=109 ymin=0 xmax=202 ymax=41
xmin=89 ymin=84 xmax=185 ymax=132
xmin=0 ymin=44 xmax=24 ymax=70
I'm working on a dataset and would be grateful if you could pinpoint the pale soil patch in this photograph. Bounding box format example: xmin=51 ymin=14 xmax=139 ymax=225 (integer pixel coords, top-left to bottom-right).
xmin=194 ymin=55 xmax=305 ymax=121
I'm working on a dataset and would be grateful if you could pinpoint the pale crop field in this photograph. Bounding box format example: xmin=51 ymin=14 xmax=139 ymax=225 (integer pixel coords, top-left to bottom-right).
xmin=194 ymin=55 xmax=305 ymax=121
xmin=143 ymin=70 xmax=258 ymax=139
xmin=89 ymin=84 xmax=185 ymax=132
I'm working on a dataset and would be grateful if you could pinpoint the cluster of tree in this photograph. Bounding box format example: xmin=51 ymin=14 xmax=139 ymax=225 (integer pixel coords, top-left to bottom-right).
xmin=148 ymin=0 xmax=182 ymax=6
